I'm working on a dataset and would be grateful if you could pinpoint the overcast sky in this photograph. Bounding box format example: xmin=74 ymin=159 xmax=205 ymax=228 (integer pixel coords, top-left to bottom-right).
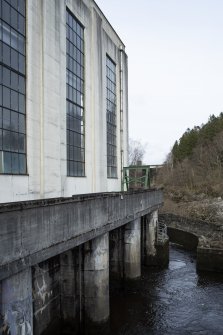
xmin=96 ymin=0 xmax=223 ymax=164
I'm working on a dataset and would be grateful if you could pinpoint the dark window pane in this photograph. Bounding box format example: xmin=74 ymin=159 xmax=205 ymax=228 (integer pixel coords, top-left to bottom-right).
xmin=11 ymin=71 xmax=18 ymax=90
xmin=11 ymin=131 xmax=18 ymax=151
xmin=3 ymin=129 xmax=11 ymax=150
xmin=18 ymin=132 xmax=25 ymax=152
xmin=18 ymin=113 xmax=25 ymax=133
xmin=18 ymin=75 xmax=25 ymax=93
xmin=3 ymin=86 xmax=10 ymax=108
xmin=11 ymin=152 xmax=19 ymax=173
xmin=18 ymin=14 xmax=25 ymax=35
xmin=3 ymin=108 xmax=10 ymax=129
xmin=2 ymin=43 xmax=10 ymax=66
xmin=11 ymin=48 xmax=19 ymax=71
xmin=4 ymin=151 xmax=11 ymax=173
xmin=11 ymin=111 xmax=18 ymax=130
xmin=3 ymin=67 xmax=10 ymax=87
xmin=2 ymin=1 xmax=10 ymax=25
xmin=11 ymin=90 xmax=18 ymax=111
xmin=18 ymin=34 xmax=24 ymax=54
xmin=18 ymin=0 xmax=25 ymax=16
xmin=19 ymin=153 xmax=26 ymax=173
xmin=11 ymin=28 xmax=18 ymax=50
xmin=19 ymin=53 xmax=25 ymax=74
xmin=11 ymin=7 xmax=18 ymax=30
xmin=19 ymin=93 xmax=25 ymax=113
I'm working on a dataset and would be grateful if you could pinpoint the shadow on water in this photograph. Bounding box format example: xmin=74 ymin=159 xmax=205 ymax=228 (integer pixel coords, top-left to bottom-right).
xmin=61 ymin=244 xmax=223 ymax=334
xmin=108 ymin=244 xmax=223 ymax=335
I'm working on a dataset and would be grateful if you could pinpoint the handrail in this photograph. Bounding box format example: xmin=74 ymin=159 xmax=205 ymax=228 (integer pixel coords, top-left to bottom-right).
xmin=122 ymin=165 xmax=150 ymax=191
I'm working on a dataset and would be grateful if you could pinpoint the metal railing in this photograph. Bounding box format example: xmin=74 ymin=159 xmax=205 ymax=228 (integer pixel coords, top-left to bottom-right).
xmin=122 ymin=165 xmax=150 ymax=191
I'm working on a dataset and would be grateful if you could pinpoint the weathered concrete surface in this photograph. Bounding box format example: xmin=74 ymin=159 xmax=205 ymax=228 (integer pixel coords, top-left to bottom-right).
xmin=155 ymin=240 xmax=169 ymax=267
xmin=141 ymin=211 xmax=169 ymax=267
xmin=197 ymin=247 xmax=223 ymax=272
xmin=167 ymin=227 xmax=198 ymax=251
xmin=109 ymin=227 xmax=124 ymax=280
xmin=60 ymin=248 xmax=81 ymax=334
xmin=161 ymin=213 xmax=223 ymax=272
xmin=142 ymin=211 xmax=158 ymax=266
xmin=124 ymin=219 xmax=141 ymax=279
xmin=83 ymin=233 xmax=109 ymax=328
xmin=32 ymin=256 xmax=61 ymax=335
xmin=0 ymin=190 xmax=163 ymax=281
xmin=0 ymin=269 xmax=33 ymax=335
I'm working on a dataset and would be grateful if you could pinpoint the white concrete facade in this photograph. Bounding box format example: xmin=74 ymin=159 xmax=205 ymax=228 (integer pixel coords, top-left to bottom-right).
xmin=0 ymin=0 xmax=128 ymax=203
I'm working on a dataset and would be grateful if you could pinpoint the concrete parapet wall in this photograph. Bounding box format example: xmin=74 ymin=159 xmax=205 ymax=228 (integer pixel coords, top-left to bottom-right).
xmin=0 ymin=189 xmax=163 ymax=281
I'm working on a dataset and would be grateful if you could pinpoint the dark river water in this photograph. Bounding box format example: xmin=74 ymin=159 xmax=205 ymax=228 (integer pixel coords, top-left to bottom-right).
xmin=108 ymin=244 xmax=223 ymax=335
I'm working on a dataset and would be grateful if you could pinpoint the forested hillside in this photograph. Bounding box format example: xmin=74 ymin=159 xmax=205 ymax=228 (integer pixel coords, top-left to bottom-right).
xmin=158 ymin=113 xmax=223 ymax=221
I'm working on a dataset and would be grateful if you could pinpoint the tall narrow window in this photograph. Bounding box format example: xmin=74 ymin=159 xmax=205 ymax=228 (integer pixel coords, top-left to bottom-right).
xmin=66 ymin=9 xmax=85 ymax=177
xmin=106 ymin=56 xmax=117 ymax=178
xmin=0 ymin=0 xmax=26 ymax=174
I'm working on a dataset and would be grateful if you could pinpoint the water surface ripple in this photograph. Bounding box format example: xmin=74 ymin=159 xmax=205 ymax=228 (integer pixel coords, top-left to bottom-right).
xmin=109 ymin=244 xmax=223 ymax=335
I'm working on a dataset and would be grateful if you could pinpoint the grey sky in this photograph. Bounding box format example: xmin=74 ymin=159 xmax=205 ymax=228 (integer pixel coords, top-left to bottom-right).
xmin=96 ymin=0 xmax=223 ymax=164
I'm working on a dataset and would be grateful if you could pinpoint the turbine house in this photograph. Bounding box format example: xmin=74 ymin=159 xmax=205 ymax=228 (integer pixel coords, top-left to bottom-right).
xmin=0 ymin=1 xmax=167 ymax=334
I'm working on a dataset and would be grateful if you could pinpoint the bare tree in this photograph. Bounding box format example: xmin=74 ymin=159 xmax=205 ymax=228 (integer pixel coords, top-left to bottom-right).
xmin=128 ymin=138 xmax=146 ymax=165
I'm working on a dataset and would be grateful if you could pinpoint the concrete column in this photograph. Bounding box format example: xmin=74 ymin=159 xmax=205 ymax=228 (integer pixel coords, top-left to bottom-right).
xmin=32 ymin=256 xmax=61 ymax=335
xmin=0 ymin=269 xmax=33 ymax=335
xmin=109 ymin=227 xmax=124 ymax=280
xmin=83 ymin=233 xmax=109 ymax=329
xmin=60 ymin=248 xmax=82 ymax=333
xmin=124 ymin=218 xmax=141 ymax=279
xmin=142 ymin=210 xmax=158 ymax=266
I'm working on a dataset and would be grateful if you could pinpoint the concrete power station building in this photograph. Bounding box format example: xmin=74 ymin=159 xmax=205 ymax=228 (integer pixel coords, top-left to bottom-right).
xmin=0 ymin=1 xmax=166 ymax=334
xmin=0 ymin=0 xmax=129 ymax=204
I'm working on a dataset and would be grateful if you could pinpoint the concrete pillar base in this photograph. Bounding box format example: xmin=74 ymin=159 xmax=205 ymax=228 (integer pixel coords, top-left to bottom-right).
xmin=0 ymin=269 xmax=33 ymax=335
xmin=124 ymin=218 xmax=141 ymax=280
xmin=142 ymin=211 xmax=169 ymax=267
xmin=32 ymin=256 xmax=61 ymax=335
xmin=83 ymin=233 xmax=109 ymax=332
xmin=109 ymin=227 xmax=124 ymax=280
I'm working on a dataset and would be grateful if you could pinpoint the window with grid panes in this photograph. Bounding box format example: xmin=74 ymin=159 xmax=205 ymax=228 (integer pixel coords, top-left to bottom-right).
xmin=106 ymin=56 xmax=117 ymax=178
xmin=0 ymin=0 xmax=26 ymax=174
xmin=66 ymin=9 xmax=85 ymax=177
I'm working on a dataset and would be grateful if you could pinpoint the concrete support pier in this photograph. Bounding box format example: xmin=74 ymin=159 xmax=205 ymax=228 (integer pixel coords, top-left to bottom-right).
xmin=83 ymin=233 xmax=109 ymax=330
xmin=123 ymin=218 xmax=141 ymax=279
xmin=32 ymin=256 xmax=61 ymax=335
xmin=142 ymin=210 xmax=158 ymax=266
xmin=0 ymin=269 xmax=33 ymax=335
xmin=109 ymin=228 xmax=124 ymax=280
xmin=60 ymin=248 xmax=81 ymax=333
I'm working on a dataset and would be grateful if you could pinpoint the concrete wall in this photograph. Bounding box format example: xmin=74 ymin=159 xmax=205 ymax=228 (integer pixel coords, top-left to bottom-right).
xmin=167 ymin=227 xmax=198 ymax=251
xmin=0 ymin=269 xmax=33 ymax=335
xmin=197 ymin=247 xmax=223 ymax=272
xmin=0 ymin=189 xmax=163 ymax=281
xmin=0 ymin=0 xmax=128 ymax=203
xmin=32 ymin=256 xmax=61 ymax=335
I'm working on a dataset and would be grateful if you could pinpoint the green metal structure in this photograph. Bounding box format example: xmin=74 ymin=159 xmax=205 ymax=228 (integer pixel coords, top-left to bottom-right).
xmin=122 ymin=165 xmax=151 ymax=191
